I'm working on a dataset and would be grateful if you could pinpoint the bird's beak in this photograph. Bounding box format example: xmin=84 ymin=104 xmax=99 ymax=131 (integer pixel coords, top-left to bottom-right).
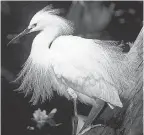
xmin=7 ymin=27 xmax=31 ymax=46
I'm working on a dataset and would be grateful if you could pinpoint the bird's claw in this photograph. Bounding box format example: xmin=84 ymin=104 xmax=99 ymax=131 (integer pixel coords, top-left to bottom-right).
xmin=78 ymin=124 xmax=104 ymax=135
xmin=78 ymin=100 xmax=105 ymax=134
xmin=72 ymin=116 xmax=78 ymax=135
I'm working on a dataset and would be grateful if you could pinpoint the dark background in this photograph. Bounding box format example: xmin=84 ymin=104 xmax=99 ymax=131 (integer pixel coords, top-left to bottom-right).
xmin=1 ymin=1 xmax=143 ymax=135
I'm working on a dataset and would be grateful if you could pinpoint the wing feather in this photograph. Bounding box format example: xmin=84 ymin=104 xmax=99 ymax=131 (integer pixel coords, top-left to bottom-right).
xmin=50 ymin=36 xmax=127 ymax=107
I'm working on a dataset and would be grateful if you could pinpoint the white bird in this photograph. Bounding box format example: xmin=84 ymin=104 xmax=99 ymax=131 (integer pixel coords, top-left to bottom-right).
xmin=8 ymin=5 xmax=135 ymax=135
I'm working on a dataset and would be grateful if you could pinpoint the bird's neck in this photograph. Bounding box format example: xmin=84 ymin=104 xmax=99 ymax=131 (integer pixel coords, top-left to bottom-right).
xmin=33 ymin=27 xmax=60 ymax=49
xmin=30 ymin=16 xmax=73 ymax=62
xmin=29 ymin=27 xmax=59 ymax=64
xmin=30 ymin=24 xmax=73 ymax=64
xmin=32 ymin=20 xmax=73 ymax=49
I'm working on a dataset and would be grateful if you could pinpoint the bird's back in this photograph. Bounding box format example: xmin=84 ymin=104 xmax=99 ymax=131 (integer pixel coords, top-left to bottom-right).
xmin=49 ymin=35 xmax=128 ymax=107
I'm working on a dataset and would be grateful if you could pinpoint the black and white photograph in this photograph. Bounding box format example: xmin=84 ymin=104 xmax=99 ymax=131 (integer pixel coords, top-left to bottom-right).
xmin=1 ymin=1 xmax=143 ymax=135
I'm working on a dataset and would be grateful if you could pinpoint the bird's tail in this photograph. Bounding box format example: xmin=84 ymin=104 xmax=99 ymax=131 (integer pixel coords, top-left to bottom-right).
xmin=125 ymin=27 xmax=143 ymax=68
xmin=120 ymin=27 xmax=143 ymax=98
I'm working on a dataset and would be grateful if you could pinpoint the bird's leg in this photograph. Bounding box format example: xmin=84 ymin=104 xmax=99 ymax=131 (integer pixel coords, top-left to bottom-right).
xmin=72 ymin=97 xmax=78 ymax=135
xmin=79 ymin=98 xmax=105 ymax=134
xmin=67 ymin=88 xmax=78 ymax=135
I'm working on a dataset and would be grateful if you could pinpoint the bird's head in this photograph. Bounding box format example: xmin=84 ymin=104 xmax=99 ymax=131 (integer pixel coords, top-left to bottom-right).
xmin=7 ymin=5 xmax=65 ymax=46
xmin=28 ymin=5 xmax=61 ymax=32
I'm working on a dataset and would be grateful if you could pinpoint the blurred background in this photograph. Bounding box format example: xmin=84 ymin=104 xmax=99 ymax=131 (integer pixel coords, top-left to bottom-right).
xmin=1 ymin=1 xmax=143 ymax=135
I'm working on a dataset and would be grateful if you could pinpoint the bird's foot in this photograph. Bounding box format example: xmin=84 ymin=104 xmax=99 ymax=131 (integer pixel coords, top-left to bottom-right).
xmin=78 ymin=99 xmax=105 ymax=134
xmin=78 ymin=124 xmax=105 ymax=135
xmin=67 ymin=88 xmax=78 ymax=135
xmin=72 ymin=115 xmax=79 ymax=135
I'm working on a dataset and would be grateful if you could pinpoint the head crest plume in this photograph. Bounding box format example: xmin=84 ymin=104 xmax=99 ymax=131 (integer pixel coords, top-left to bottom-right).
xmin=38 ymin=4 xmax=62 ymax=15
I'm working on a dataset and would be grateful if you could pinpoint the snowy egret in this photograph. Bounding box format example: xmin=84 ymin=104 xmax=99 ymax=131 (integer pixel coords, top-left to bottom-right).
xmin=8 ymin=5 xmax=134 ymax=135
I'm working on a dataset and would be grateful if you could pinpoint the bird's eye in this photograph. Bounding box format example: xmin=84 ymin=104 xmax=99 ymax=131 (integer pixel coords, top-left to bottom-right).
xmin=31 ymin=23 xmax=37 ymax=28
